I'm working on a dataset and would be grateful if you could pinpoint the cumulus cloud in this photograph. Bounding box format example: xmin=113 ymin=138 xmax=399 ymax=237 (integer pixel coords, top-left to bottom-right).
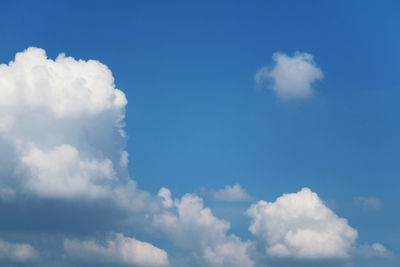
xmin=154 ymin=189 xmax=254 ymax=267
xmin=353 ymin=196 xmax=382 ymax=211
xmin=0 ymin=47 xmax=128 ymax=201
xmin=255 ymin=52 xmax=323 ymax=100
xmin=0 ymin=47 xmax=163 ymax=265
xmin=209 ymin=184 xmax=252 ymax=202
xmin=64 ymin=233 xmax=169 ymax=266
xmin=247 ymin=188 xmax=358 ymax=259
xmin=0 ymin=47 xmax=391 ymax=267
xmin=20 ymin=144 xmax=117 ymax=198
xmin=0 ymin=239 xmax=37 ymax=263
xmin=0 ymin=47 xmax=126 ymax=118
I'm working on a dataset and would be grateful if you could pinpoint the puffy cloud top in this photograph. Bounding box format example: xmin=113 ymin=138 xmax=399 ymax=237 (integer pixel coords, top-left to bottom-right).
xmin=247 ymin=188 xmax=358 ymax=259
xmin=0 ymin=47 xmax=126 ymax=118
xmin=255 ymin=52 xmax=323 ymax=100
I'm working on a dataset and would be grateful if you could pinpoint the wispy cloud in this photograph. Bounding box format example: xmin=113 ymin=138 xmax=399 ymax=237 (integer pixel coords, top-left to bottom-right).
xmin=353 ymin=196 xmax=382 ymax=211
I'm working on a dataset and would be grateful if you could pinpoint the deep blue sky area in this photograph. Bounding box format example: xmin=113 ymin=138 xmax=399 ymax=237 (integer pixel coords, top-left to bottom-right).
xmin=1 ymin=1 xmax=400 ymax=266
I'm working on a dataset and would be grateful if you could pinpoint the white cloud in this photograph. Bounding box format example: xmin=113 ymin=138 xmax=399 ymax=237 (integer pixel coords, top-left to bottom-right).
xmin=210 ymin=184 xmax=252 ymax=202
xmin=0 ymin=47 xmax=129 ymax=201
xmin=154 ymin=190 xmax=254 ymax=267
xmin=255 ymin=52 xmax=323 ymax=100
xmin=0 ymin=47 xmax=391 ymax=267
xmin=353 ymin=196 xmax=382 ymax=211
xmin=247 ymin=188 xmax=358 ymax=259
xmin=64 ymin=233 xmax=169 ymax=266
xmin=0 ymin=239 xmax=37 ymax=263
xmin=0 ymin=47 xmax=126 ymax=118
xmin=20 ymin=144 xmax=116 ymax=198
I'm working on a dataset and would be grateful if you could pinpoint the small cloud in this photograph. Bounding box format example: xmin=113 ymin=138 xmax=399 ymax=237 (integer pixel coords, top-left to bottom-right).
xmin=255 ymin=52 xmax=323 ymax=100
xmin=210 ymin=184 xmax=252 ymax=202
xmin=353 ymin=196 xmax=382 ymax=211
xmin=353 ymin=243 xmax=393 ymax=259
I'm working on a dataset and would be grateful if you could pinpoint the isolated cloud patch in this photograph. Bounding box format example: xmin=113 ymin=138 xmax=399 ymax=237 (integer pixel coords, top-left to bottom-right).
xmin=210 ymin=184 xmax=251 ymax=202
xmin=64 ymin=233 xmax=169 ymax=266
xmin=255 ymin=52 xmax=323 ymax=100
xmin=247 ymin=188 xmax=357 ymax=259
xmin=353 ymin=196 xmax=382 ymax=211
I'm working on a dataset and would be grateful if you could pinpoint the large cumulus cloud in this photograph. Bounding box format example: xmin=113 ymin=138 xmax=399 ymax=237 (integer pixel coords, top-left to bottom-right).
xmin=0 ymin=47 xmax=129 ymax=201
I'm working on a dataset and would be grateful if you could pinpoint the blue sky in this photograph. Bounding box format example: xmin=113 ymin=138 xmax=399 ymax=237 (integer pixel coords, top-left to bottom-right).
xmin=0 ymin=1 xmax=399 ymax=266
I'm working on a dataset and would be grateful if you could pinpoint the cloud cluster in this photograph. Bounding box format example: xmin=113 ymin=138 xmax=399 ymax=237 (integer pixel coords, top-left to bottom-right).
xmin=247 ymin=188 xmax=358 ymax=259
xmin=255 ymin=52 xmax=323 ymax=100
xmin=154 ymin=188 xmax=254 ymax=267
xmin=0 ymin=48 xmax=392 ymax=267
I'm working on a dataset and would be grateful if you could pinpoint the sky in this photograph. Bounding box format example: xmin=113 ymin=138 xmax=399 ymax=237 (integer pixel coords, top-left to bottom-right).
xmin=0 ymin=0 xmax=399 ymax=266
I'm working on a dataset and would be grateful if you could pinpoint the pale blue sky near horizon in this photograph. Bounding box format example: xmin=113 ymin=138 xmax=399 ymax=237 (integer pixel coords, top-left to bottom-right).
xmin=1 ymin=1 xmax=399 ymax=266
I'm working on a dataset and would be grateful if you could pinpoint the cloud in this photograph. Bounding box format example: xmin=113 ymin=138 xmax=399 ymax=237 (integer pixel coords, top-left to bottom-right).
xmin=64 ymin=233 xmax=169 ymax=266
xmin=247 ymin=188 xmax=358 ymax=259
xmin=0 ymin=239 xmax=37 ymax=263
xmin=154 ymin=189 xmax=254 ymax=267
xmin=0 ymin=47 xmax=126 ymax=118
xmin=20 ymin=144 xmax=116 ymax=199
xmin=0 ymin=47 xmax=164 ymax=265
xmin=353 ymin=196 xmax=382 ymax=211
xmin=352 ymin=243 xmax=393 ymax=259
xmin=0 ymin=47 xmax=392 ymax=267
xmin=0 ymin=47 xmax=129 ymax=201
xmin=255 ymin=52 xmax=323 ymax=100
xmin=209 ymin=184 xmax=252 ymax=202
